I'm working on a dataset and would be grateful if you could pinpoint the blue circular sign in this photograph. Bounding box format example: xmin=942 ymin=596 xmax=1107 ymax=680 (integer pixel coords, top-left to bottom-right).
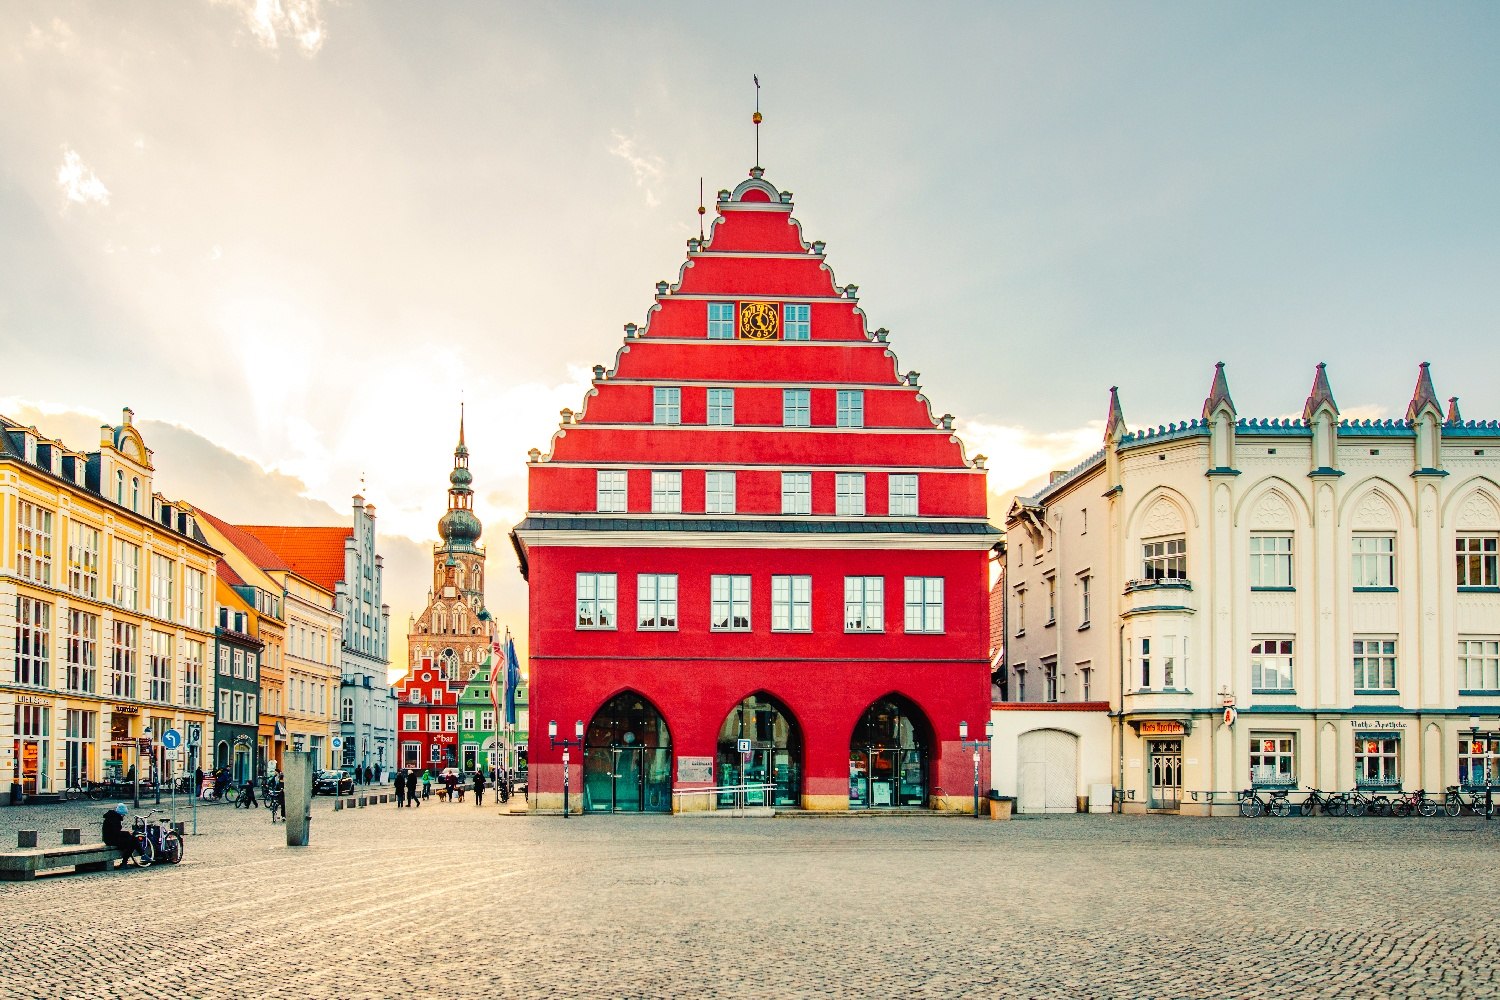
xmin=161 ymin=728 xmax=182 ymax=750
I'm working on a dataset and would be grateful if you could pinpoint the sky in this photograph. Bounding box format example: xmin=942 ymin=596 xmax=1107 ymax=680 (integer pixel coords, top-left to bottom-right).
xmin=3 ymin=2 xmax=1498 ymax=669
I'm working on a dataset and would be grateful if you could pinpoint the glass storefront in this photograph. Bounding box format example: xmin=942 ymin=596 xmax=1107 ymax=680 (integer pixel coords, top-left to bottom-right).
xmin=716 ymin=693 xmax=802 ymax=808
xmin=848 ymin=696 xmax=930 ymax=808
xmin=584 ymin=692 xmax=672 ymax=813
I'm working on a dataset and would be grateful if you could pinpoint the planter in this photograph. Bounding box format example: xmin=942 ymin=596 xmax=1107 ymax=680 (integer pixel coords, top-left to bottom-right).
xmin=988 ymin=796 xmax=1014 ymax=821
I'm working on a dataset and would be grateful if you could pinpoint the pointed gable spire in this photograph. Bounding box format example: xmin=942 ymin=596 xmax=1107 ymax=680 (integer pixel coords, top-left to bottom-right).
xmin=1447 ymin=397 xmax=1462 ymax=424
xmin=1406 ymin=362 xmax=1441 ymax=423
xmin=1201 ymin=362 xmax=1236 ymax=420
xmin=1104 ymin=386 xmax=1127 ymax=444
xmin=457 ymin=402 xmax=467 ymax=452
xmin=1302 ymin=363 xmax=1339 ymax=423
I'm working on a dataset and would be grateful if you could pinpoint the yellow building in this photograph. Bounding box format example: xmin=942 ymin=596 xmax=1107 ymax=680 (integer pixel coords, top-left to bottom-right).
xmin=0 ymin=409 xmax=217 ymax=797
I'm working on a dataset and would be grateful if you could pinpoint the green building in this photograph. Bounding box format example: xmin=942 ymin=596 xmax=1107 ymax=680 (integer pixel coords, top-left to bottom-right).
xmin=457 ymin=662 xmax=528 ymax=778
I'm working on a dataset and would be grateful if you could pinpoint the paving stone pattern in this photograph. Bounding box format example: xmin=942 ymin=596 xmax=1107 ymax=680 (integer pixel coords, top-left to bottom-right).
xmin=1 ymin=798 xmax=1497 ymax=999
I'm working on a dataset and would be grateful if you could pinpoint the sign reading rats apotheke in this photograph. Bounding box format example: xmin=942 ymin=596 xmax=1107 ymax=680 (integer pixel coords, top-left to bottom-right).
xmin=1349 ymin=720 xmax=1407 ymax=730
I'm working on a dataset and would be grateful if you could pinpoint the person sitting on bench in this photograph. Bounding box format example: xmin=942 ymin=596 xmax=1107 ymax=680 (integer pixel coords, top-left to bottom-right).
xmin=102 ymin=804 xmax=134 ymax=868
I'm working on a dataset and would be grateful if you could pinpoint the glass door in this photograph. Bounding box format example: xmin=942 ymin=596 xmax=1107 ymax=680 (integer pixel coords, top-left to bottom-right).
xmin=1148 ymin=740 xmax=1182 ymax=811
xmin=611 ymin=747 xmax=644 ymax=812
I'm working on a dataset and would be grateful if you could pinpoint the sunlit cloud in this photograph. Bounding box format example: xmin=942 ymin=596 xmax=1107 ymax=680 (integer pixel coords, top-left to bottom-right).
xmin=609 ymin=130 xmax=664 ymax=207
xmin=211 ymin=0 xmax=328 ymax=56
xmin=56 ymin=148 xmax=110 ymax=208
xmin=955 ymin=417 xmax=1106 ymax=508
xmin=25 ymin=18 xmax=76 ymax=52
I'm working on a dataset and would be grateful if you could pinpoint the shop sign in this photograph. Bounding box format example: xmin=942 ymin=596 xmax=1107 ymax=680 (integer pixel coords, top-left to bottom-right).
xmin=433 ymin=734 xmax=457 ymax=746
xmin=678 ymin=756 xmax=712 ymax=783
xmin=111 ymin=704 xmax=140 ymax=716
xmin=1350 ymin=720 xmax=1406 ymax=731
xmin=16 ymin=694 xmax=50 ymax=706
xmin=1139 ymin=720 xmax=1186 ymax=736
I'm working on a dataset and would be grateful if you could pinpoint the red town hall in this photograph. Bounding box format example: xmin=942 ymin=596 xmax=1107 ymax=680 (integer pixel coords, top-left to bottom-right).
xmin=511 ymin=167 xmax=998 ymax=813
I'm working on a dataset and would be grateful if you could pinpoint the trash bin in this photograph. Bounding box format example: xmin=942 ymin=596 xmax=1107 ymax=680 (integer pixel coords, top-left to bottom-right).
xmin=986 ymin=790 xmax=1013 ymax=820
xmin=8 ymin=783 xmax=22 ymax=806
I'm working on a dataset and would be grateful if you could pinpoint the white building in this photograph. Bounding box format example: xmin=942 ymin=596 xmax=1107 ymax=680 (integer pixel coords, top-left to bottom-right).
xmin=334 ymin=496 xmax=394 ymax=772
xmin=996 ymin=362 xmax=1500 ymax=815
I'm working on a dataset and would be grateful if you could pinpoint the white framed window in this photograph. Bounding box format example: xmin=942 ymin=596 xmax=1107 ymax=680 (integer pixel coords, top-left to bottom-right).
xmin=889 ymin=474 xmax=918 ymax=517
xmin=1142 ymin=536 xmax=1187 ymax=581
xmin=446 ymin=715 xmax=458 ymax=732
xmin=576 ymin=573 xmax=618 ymax=630
xmin=784 ymin=303 xmax=810 ymax=340
xmin=596 ymin=470 xmax=628 ymax=513
xmin=637 ymin=574 xmax=678 ymax=630
xmin=1014 ymin=588 xmax=1025 ymax=636
xmin=15 ymin=501 xmax=54 ymax=585
xmin=427 ymin=713 xmax=442 ymax=730
xmin=1459 ymin=637 xmax=1500 ymax=692
xmin=232 ymin=691 xmax=244 ymax=724
xmin=903 ymin=577 xmax=944 ymax=633
xmin=1353 ymin=637 xmax=1397 ymax=691
xmin=836 ymin=390 xmax=864 ymax=428
xmin=705 ymin=471 xmax=736 ymax=514
xmin=782 ymin=389 xmax=810 ymax=427
xmin=1045 ymin=576 xmax=1056 ymax=625
xmin=184 ymin=568 xmax=206 ymax=629
xmin=1250 ymin=534 xmax=1294 ymax=589
xmin=403 ymin=716 xmax=419 ymax=732
xmin=1459 ymin=737 xmax=1500 ymax=789
xmin=1457 ymin=535 xmax=1499 ymax=588
xmin=772 ymin=575 xmax=811 ymax=632
xmin=15 ymin=596 xmax=51 ymax=686
xmin=1080 ymin=664 xmax=1092 ymax=701
xmin=1250 ymin=734 xmax=1296 ymax=786
xmin=653 ymin=387 xmax=681 ymax=425
xmin=112 ymin=540 xmax=140 ymax=610
xmin=147 ymin=629 xmax=172 ymax=703
xmin=218 ymin=689 xmax=231 ymax=723
xmin=1162 ymin=634 xmax=1182 ymax=688
xmin=481 ymin=710 xmax=495 ymax=731
xmin=844 ymin=576 xmax=883 ymax=632
xmin=708 ymin=301 xmax=734 ymax=339
xmin=1354 ymin=735 xmax=1400 ymax=787
xmin=711 ymin=575 xmax=751 ymax=631
xmin=110 ymin=621 xmax=136 ymax=698
xmin=149 ymin=553 xmax=175 ymax=620
xmin=835 ymin=473 xmax=866 ymax=516
xmin=1251 ymin=637 xmax=1294 ymax=691
xmin=233 ymin=648 xmax=245 ymax=678
xmin=1079 ymin=574 xmax=1092 ymax=627
xmin=781 ymin=472 xmax=811 ymax=515
xmin=1139 ymin=637 xmax=1151 ymax=688
xmin=1043 ymin=661 xmax=1058 ymax=702
xmin=182 ymin=639 xmax=203 ymax=708
xmin=218 ymin=646 xmax=231 ymax=676
xmin=66 ymin=609 xmax=98 ymax=693
xmin=707 ymin=388 xmax=735 ymax=426
xmin=67 ymin=522 xmax=101 ymax=599
xmin=1352 ymin=534 xmax=1396 ymax=589
xmin=651 ymin=471 xmax=682 ymax=513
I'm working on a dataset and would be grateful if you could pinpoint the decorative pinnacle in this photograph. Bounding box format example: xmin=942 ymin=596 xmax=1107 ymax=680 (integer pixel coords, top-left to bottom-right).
xmin=1303 ymin=362 xmax=1338 ymax=423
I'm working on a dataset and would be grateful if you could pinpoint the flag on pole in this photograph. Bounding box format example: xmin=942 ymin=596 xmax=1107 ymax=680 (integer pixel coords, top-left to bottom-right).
xmin=488 ymin=636 xmax=502 ymax=714
xmin=504 ymin=634 xmax=522 ymax=727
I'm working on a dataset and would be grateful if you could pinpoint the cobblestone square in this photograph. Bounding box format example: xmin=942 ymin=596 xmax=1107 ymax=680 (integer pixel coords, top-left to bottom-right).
xmin=1 ymin=799 xmax=1498 ymax=999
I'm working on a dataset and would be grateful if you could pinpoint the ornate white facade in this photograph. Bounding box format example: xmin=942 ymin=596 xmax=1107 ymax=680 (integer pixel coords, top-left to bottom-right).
xmin=998 ymin=363 xmax=1500 ymax=815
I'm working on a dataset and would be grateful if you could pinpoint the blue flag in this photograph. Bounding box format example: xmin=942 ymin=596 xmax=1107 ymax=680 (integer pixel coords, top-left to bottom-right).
xmin=504 ymin=635 xmax=521 ymax=726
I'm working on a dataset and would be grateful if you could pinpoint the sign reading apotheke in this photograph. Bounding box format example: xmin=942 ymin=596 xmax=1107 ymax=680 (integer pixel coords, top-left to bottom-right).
xmin=1350 ymin=720 xmax=1406 ymax=730
xmin=1139 ymin=721 xmax=1186 ymax=736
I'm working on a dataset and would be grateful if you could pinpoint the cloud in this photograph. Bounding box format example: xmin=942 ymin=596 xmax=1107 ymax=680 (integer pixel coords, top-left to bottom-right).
xmin=608 ymin=130 xmax=664 ymax=207
xmin=25 ymin=18 xmax=76 ymax=52
xmin=211 ymin=0 xmax=328 ymax=56
xmin=954 ymin=417 xmax=1106 ymax=517
xmin=56 ymin=148 xmax=110 ymax=207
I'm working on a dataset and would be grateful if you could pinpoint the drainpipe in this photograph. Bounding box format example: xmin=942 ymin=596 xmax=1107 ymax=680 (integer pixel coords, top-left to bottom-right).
xmin=1117 ymin=622 xmax=1127 ymax=814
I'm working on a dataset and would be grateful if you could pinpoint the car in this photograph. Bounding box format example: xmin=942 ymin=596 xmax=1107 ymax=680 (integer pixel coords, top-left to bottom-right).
xmin=313 ymin=769 xmax=355 ymax=796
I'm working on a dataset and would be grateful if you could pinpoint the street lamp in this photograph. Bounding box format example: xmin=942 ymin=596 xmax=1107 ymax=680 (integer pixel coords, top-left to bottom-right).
xmin=549 ymin=720 xmax=584 ymax=819
xmin=958 ymin=719 xmax=994 ymax=819
xmin=1472 ymin=715 xmax=1491 ymax=822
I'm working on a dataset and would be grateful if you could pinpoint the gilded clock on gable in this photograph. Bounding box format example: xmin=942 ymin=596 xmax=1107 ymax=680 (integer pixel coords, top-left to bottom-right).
xmin=738 ymin=301 xmax=780 ymax=340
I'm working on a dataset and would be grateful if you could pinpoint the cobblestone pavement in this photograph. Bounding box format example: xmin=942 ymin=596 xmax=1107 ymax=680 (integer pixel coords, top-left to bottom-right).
xmin=1 ymin=798 xmax=1498 ymax=999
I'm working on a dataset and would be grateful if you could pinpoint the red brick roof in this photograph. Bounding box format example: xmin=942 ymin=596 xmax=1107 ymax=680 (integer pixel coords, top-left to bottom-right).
xmin=195 ymin=508 xmax=291 ymax=573
xmin=988 ymin=574 xmax=1005 ymax=657
xmin=237 ymin=525 xmax=352 ymax=593
xmin=216 ymin=558 xmax=246 ymax=587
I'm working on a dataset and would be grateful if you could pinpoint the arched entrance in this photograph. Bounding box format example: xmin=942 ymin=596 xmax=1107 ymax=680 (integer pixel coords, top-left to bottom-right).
xmin=583 ymin=692 xmax=672 ymax=813
xmin=848 ymin=695 xmax=930 ymax=808
xmin=716 ymin=693 xmax=802 ymax=808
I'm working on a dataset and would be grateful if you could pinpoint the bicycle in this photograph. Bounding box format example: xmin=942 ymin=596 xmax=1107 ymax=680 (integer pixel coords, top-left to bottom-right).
xmin=131 ymin=810 xmax=184 ymax=866
xmin=1347 ymin=788 xmax=1395 ymax=817
xmin=1238 ymin=788 xmax=1265 ymax=817
xmin=1443 ymin=785 xmax=1491 ymax=817
xmin=1299 ymin=788 xmax=1338 ymax=817
xmin=1391 ymin=789 xmax=1439 ymax=818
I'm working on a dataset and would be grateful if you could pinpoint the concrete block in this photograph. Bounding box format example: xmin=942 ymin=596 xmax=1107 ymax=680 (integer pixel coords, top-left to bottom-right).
xmin=61 ymin=829 xmax=81 ymax=845
xmin=334 ymin=799 xmax=343 ymax=811
xmin=284 ymin=751 xmax=314 ymax=847
xmin=17 ymin=831 xmax=37 ymax=849
xmin=1089 ymin=783 xmax=1114 ymax=814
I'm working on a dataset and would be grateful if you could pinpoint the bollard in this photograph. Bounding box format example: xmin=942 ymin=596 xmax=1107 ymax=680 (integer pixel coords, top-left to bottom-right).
xmin=357 ymin=796 xmax=366 ymax=809
xmin=173 ymin=822 xmax=185 ymax=837
xmin=334 ymin=799 xmax=343 ymax=811
xmin=283 ymin=750 xmax=313 ymax=847
xmin=18 ymin=831 xmax=37 ymax=849
xmin=62 ymin=829 xmax=81 ymax=846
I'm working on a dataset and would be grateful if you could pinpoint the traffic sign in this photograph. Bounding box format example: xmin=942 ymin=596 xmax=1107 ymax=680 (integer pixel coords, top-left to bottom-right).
xmin=187 ymin=723 xmax=202 ymax=746
xmin=331 ymin=737 xmax=343 ymax=750
xmin=161 ymin=728 xmax=182 ymax=751
xmin=736 ymin=739 xmax=752 ymax=754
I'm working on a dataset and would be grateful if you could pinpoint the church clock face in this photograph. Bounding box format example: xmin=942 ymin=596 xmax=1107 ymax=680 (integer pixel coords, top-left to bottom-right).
xmin=738 ymin=301 xmax=779 ymax=340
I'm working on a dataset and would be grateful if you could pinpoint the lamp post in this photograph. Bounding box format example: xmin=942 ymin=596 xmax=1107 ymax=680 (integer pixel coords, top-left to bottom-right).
xmin=548 ymin=719 xmax=584 ymax=819
xmin=1473 ymin=715 xmax=1491 ymax=822
xmin=958 ymin=719 xmax=994 ymax=819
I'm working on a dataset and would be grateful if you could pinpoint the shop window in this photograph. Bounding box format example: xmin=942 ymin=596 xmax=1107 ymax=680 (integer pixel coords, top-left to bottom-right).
xmin=1354 ymin=735 xmax=1400 ymax=788
xmin=1250 ymin=734 xmax=1296 ymax=786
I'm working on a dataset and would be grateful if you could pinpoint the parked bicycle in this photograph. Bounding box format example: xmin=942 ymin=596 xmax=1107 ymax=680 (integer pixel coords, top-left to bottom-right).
xmin=1299 ymin=788 xmax=1340 ymax=816
xmin=130 ymin=810 xmax=184 ymax=867
xmin=1238 ymin=788 xmax=1292 ymax=817
xmin=1391 ymin=789 xmax=1439 ymax=818
xmin=1443 ymin=785 xmax=1492 ymax=817
xmin=1346 ymin=788 xmax=1397 ymax=817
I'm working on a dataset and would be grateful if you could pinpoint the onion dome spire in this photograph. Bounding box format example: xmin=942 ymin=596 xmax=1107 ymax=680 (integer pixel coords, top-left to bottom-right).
xmin=1303 ymin=363 xmax=1339 ymax=423
xmin=438 ymin=404 xmax=482 ymax=549
xmin=1202 ymin=362 xmax=1236 ymax=420
xmin=1406 ymin=362 xmax=1442 ymax=423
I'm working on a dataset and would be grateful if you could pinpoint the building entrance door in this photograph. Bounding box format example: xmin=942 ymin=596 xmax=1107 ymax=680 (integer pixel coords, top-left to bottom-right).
xmin=716 ymin=693 xmax=802 ymax=808
xmin=1148 ymin=740 xmax=1182 ymax=811
xmin=849 ymin=696 xmax=930 ymax=808
xmin=583 ymin=692 xmax=672 ymax=814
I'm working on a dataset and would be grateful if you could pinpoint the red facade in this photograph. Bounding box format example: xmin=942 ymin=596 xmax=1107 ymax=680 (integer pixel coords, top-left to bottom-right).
xmin=512 ymin=168 xmax=998 ymax=813
xmin=394 ymin=659 xmax=460 ymax=771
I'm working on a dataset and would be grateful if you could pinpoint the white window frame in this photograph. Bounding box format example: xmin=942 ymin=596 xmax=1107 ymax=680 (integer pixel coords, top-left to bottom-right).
xmin=576 ymin=573 xmax=618 ymax=630
xmin=653 ymin=387 xmax=681 ymax=425
xmin=1142 ymin=536 xmax=1187 ymax=582
xmin=596 ymin=470 xmax=628 ymax=513
xmin=184 ymin=568 xmax=206 ymax=629
xmin=1249 ymin=733 xmax=1296 ymax=787
xmin=182 ymin=639 xmax=203 ymax=708
xmin=651 ymin=471 xmax=682 ymax=513
xmin=15 ymin=596 xmax=51 ymax=687
xmin=15 ymin=501 xmax=53 ymax=585
xmin=1459 ymin=637 xmax=1500 ymax=692
xmin=1352 ymin=534 xmax=1396 ymax=589
xmin=781 ymin=472 xmax=811 ymax=515
xmin=835 ymin=473 xmax=865 ymax=517
xmin=149 ymin=553 xmax=175 ymax=621
xmin=65 ymin=609 xmax=98 ymax=694
xmin=1353 ymin=636 xmax=1398 ymax=691
xmin=637 ymin=574 xmax=678 ymax=631
xmin=707 ymin=301 xmax=734 ymax=339
xmin=836 ymin=389 xmax=864 ymax=428
xmin=889 ymin=474 xmax=918 ymax=517
xmin=67 ymin=522 xmax=101 ymax=599
xmin=1354 ymin=735 xmax=1401 ymax=788
xmin=844 ymin=576 xmax=884 ymax=633
xmin=784 ymin=303 xmax=810 ymax=340
xmin=1250 ymin=533 xmax=1294 ymax=589
xmin=705 ymin=471 xmax=736 ymax=514
xmin=782 ymin=389 xmax=810 ymax=428
xmin=1250 ymin=637 xmax=1294 ymax=692
xmin=903 ymin=577 xmax=944 ymax=634
xmin=1457 ymin=535 xmax=1499 ymax=588
xmin=707 ymin=388 xmax=735 ymax=426
xmin=771 ymin=575 xmax=812 ymax=632
xmin=711 ymin=575 xmax=751 ymax=632
xmin=1079 ymin=574 xmax=1091 ymax=628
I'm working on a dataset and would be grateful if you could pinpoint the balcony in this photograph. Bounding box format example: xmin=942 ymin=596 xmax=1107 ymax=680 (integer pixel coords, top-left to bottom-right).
xmin=1122 ymin=578 xmax=1196 ymax=620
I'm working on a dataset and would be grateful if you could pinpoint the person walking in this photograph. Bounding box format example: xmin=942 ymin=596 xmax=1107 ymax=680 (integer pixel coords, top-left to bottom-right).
xmin=102 ymin=804 xmax=135 ymax=867
xmin=394 ymin=770 xmax=406 ymax=808
xmin=421 ymin=769 xmax=432 ymax=800
xmin=405 ymin=768 xmax=420 ymax=808
xmin=473 ymin=769 xmax=486 ymax=807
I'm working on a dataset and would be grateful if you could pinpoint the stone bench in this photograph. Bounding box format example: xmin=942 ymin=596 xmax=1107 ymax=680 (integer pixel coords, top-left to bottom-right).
xmin=0 ymin=843 xmax=120 ymax=880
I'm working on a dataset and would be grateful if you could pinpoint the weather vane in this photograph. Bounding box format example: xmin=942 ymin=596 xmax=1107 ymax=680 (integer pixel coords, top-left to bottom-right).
xmin=753 ymin=74 xmax=762 ymax=168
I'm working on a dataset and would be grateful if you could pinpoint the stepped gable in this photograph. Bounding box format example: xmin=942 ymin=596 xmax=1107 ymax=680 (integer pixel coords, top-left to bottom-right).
xmin=534 ymin=167 xmax=980 ymax=483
